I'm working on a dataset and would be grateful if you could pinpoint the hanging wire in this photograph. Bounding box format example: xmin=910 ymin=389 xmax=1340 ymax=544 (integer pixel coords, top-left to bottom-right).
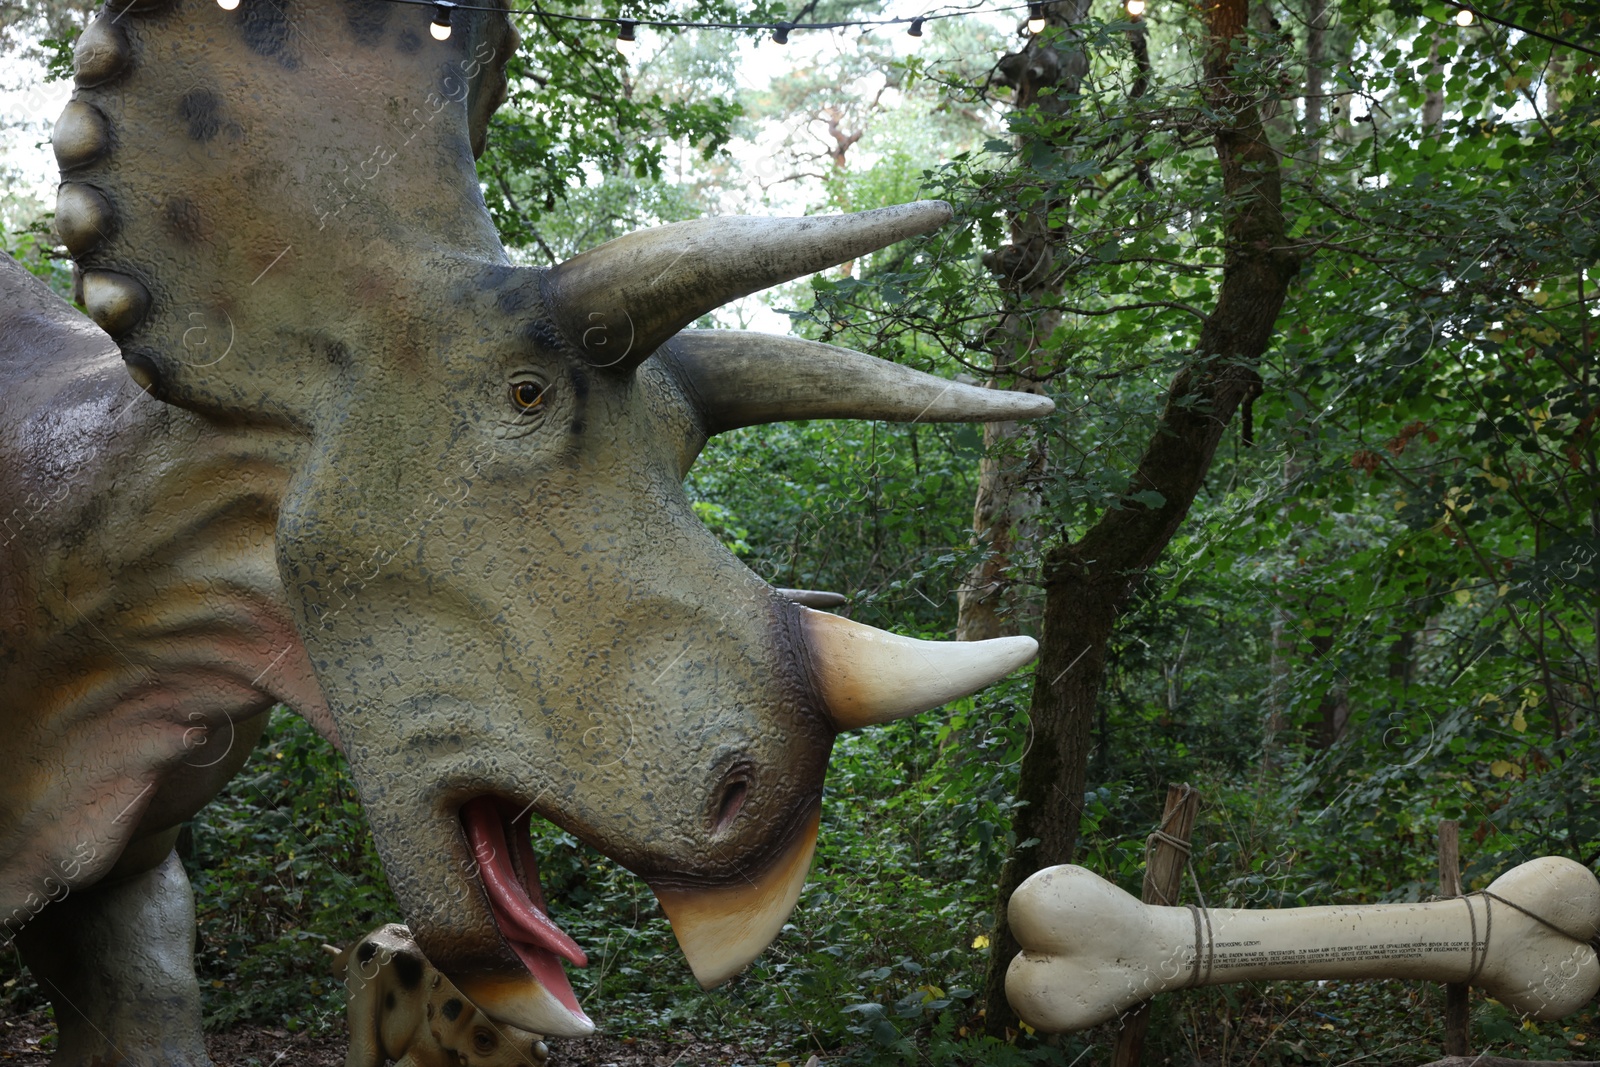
xmin=218 ymin=0 xmax=1600 ymax=58
xmin=368 ymin=0 xmax=1045 ymax=34
xmin=1445 ymin=2 xmax=1600 ymax=59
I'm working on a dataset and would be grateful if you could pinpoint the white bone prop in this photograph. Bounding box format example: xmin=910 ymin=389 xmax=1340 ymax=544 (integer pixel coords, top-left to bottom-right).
xmin=1006 ymin=858 xmax=1600 ymax=1033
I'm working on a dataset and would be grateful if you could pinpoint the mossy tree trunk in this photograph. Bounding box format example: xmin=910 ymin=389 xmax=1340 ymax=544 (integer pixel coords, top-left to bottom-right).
xmin=957 ymin=0 xmax=1091 ymax=642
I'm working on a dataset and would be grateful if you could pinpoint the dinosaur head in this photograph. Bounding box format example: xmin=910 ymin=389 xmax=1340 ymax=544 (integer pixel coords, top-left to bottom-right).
xmin=55 ymin=0 xmax=1051 ymax=1036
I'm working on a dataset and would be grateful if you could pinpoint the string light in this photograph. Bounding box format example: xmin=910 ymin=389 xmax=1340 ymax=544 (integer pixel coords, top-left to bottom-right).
xmin=615 ymin=18 xmax=637 ymax=50
xmin=216 ymin=0 xmax=240 ymax=9
xmin=1435 ymin=2 xmax=1598 ymax=58
xmin=1125 ymin=0 xmax=1144 ymax=15
xmin=908 ymin=16 xmax=925 ymax=35
xmin=385 ymin=0 xmax=1047 ymax=39
xmin=772 ymin=20 xmax=791 ymax=42
xmin=430 ymin=1 xmax=455 ymax=40
xmin=356 ymin=0 xmax=1598 ymax=62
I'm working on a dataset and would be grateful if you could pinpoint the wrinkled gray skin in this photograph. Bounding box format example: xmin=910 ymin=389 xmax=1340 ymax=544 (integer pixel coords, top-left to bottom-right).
xmin=2 ymin=0 xmax=1052 ymax=1061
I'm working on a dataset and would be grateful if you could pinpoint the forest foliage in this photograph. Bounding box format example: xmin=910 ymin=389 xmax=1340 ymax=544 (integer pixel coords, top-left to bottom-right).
xmin=2 ymin=0 xmax=1599 ymax=1062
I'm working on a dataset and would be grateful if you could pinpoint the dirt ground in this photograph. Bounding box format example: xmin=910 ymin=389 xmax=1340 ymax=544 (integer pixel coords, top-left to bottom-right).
xmin=0 ymin=1010 xmax=784 ymax=1066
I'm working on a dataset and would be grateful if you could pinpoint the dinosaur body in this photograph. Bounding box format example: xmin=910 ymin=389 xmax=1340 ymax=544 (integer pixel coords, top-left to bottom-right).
xmin=3 ymin=0 xmax=1053 ymax=1060
xmin=0 ymin=255 xmax=335 ymax=1063
xmin=0 ymin=256 xmax=332 ymax=908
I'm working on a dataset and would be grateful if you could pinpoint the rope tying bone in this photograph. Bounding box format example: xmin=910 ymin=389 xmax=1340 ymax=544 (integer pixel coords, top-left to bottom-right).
xmin=1445 ymin=882 xmax=1600 ymax=985
xmin=1462 ymin=892 xmax=1488 ymax=986
xmin=1147 ymin=829 xmax=1192 ymax=858
xmin=1183 ymin=902 xmax=1216 ymax=989
xmin=1478 ymin=888 xmax=1600 ymax=970
xmin=1139 ymin=784 xmax=1197 ymax=908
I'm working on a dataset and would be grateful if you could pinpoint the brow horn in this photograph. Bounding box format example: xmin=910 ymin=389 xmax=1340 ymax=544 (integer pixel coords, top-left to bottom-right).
xmin=543 ymin=202 xmax=953 ymax=374
xmin=661 ymin=330 xmax=1055 ymax=434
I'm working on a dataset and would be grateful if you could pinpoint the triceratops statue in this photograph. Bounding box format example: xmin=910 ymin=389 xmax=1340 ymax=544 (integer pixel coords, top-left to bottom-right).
xmin=1 ymin=1 xmax=1052 ymax=1063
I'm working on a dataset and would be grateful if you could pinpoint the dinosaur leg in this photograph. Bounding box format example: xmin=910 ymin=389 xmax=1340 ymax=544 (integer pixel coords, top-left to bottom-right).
xmin=16 ymin=846 xmax=213 ymax=1067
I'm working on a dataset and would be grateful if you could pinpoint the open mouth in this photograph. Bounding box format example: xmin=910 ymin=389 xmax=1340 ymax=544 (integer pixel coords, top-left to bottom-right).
xmin=459 ymin=796 xmax=589 ymax=1021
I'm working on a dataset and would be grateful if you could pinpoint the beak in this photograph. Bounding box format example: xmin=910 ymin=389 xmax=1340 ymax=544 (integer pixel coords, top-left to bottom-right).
xmin=649 ymin=807 xmax=821 ymax=988
xmin=452 ymin=973 xmax=595 ymax=1038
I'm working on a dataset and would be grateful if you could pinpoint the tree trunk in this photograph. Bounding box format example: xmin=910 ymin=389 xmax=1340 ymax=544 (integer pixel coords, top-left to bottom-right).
xmin=981 ymin=0 xmax=1302 ymax=1035
xmin=1544 ymin=52 xmax=1566 ymax=119
xmin=1264 ymin=599 xmax=1292 ymax=774
xmin=957 ymin=0 xmax=1091 ymax=642
xmin=959 ymin=416 xmax=1047 ymax=640
xmin=1310 ymin=633 xmax=1350 ymax=748
xmin=1422 ymin=38 xmax=1444 ymax=129
xmin=1304 ymin=0 xmax=1327 ymax=159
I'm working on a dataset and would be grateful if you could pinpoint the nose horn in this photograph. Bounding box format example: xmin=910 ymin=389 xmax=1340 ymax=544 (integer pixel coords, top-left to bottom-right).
xmin=800 ymin=608 xmax=1038 ymax=730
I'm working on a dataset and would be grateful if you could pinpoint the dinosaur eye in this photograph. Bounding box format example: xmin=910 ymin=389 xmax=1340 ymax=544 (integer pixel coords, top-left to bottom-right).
xmin=509 ymin=378 xmax=547 ymax=414
xmin=473 ymin=1028 xmax=497 ymax=1052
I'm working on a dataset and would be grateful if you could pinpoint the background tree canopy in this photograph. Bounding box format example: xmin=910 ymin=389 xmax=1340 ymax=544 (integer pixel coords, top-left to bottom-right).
xmin=2 ymin=0 xmax=1598 ymax=1062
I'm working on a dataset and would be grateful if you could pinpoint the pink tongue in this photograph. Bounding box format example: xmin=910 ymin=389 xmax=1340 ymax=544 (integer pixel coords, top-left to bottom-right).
xmin=460 ymin=798 xmax=588 ymax=968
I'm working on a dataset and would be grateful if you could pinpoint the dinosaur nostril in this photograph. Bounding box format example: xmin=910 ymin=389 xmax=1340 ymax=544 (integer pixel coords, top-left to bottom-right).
xmin=713 ymin=777 xmax=749 ymax=834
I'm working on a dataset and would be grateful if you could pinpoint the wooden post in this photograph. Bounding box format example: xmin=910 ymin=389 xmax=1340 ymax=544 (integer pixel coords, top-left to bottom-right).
xmin=1439 ymin=819 xmax=1470 ymax=1057
xmin=1110 ymin=784 xmax=1202 ymax=1067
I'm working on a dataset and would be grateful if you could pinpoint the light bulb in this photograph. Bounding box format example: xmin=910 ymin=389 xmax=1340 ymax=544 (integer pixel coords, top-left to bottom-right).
xmin=616 ymin=19 xmax=638 ymax=52
xmin=431 ymin=2 xmax=454 ymax=41
xmin=1454 ymin=7 xmax=1474 ymax=25
xmin=1027 ymin=3 xmax=1046 ymax=33
xmin=217 ymin=0 xmax=239 ymax=9
xmin=1125 ymin=0 xmax=1145 ymax=16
